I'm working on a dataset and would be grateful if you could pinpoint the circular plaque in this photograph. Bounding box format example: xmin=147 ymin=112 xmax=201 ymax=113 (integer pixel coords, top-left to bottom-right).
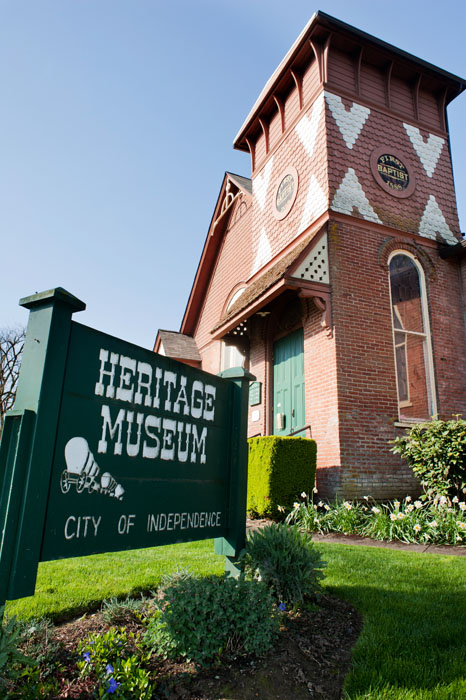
xmin=370 ymin=147 xmax=416 ymax=199
xmin=273 ymin=166 xmax=299 ymax=220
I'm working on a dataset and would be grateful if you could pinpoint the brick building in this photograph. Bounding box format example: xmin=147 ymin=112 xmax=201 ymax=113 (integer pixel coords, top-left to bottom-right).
xmin=155 ymin=12 xmax=466 ymax=499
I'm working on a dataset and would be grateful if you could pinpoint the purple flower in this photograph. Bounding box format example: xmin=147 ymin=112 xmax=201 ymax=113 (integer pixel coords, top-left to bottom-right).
xmin=279 ymin=602 xmax=286 ymax=612
xmin=82 ymin=651 xmax=91 ymax=662
xmin=106 ymin=677 xmax=120 ymax=694
xmin=105 ymin=664 xmax=114 ymax=675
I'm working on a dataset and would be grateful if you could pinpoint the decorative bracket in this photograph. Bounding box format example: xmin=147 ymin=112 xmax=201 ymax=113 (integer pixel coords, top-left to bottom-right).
xmin=298 ymin=288 xmax=332 ymax=335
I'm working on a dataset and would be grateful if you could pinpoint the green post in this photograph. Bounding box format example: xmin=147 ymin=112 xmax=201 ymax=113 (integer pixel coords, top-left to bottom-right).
xmin=214 ymin=367 xmax=254 ymax=576
xmin=0 ymin=288 xmax=85 ymax=609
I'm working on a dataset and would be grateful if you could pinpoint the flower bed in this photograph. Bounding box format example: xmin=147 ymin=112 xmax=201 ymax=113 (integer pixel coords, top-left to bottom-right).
xmin=284 ymin=492 xmax=466 ymax=546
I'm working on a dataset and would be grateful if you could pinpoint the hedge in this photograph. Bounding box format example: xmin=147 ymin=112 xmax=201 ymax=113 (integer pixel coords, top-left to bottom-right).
xmin=247 ymin=436 xmax=317 ymax=518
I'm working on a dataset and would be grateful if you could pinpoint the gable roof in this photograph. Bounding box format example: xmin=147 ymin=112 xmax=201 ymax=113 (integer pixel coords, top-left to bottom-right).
xmin=211 ymin=225 xmax=331 ymax=338
xmin=154 ymin=330 xmax=201 ymax=361
xmin=180 ymin=172 xmax=252 ymax=336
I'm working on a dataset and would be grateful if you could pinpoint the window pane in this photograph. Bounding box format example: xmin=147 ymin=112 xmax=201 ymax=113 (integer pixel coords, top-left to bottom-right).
xmin=390 ymin=255 xmax=424 ymax=333
xmin=398 ymin=333 xmax=432 ymax=421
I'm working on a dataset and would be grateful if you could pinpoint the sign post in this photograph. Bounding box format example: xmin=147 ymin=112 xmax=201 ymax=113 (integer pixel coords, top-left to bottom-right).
xmin=0 ymin=289 xmax=253 ymax=612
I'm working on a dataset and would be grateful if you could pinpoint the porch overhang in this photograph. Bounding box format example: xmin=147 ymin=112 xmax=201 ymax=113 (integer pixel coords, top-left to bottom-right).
xmin=211 ymin=277 xmax=331 ymax=339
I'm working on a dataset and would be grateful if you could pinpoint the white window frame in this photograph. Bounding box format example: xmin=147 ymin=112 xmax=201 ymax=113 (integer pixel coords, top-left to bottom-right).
xmin=388 ymin=250 xmax=437 ymax=422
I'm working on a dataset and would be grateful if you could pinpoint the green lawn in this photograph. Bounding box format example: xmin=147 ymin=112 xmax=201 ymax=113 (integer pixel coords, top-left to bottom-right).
xmin=5 ymin=539 xmax=224 ymax=622
xmin=5 ymin=540 xmax=466 ymax=699
xmin=320 ymin=543 xmax=466 ymax=700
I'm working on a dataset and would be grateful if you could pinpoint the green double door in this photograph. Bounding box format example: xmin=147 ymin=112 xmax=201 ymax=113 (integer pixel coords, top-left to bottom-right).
xmin=273 ymin=328 xmax=305 ymax=436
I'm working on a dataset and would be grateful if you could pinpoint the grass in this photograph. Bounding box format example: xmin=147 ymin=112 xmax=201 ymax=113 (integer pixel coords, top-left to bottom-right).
xmin=5 ymin=539 xmax=224 ymax=622
xmin=4 ymin=538 xmax=466 ymax=699
xmin=319 ymin=543 xmax=466 ymax=700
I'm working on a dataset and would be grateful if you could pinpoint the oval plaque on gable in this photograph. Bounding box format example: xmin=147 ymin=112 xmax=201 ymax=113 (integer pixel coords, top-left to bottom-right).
xmin=273 ymin=166 xmax=299 ymax=220
xmin=370 ymin=147 xmax=416 ymax=199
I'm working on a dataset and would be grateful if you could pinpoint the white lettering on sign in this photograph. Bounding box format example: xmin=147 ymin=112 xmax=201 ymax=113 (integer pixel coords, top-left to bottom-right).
xmin=97 ymin=406 xmax=207 ymax=463
xmin=95 ymin=349 xmax=217 ymax=466
xmin=146 ymin=511 xmax=222 ymax=532
xmin=117 ymin=514 xmax=136 ymax=535
xmin=64 ymin=515 xmax=102 ymax=540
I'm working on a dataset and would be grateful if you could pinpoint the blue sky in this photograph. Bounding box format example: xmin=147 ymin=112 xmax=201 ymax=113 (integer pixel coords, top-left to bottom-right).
xmin=1 ymin=0 xmax=465 ymax=349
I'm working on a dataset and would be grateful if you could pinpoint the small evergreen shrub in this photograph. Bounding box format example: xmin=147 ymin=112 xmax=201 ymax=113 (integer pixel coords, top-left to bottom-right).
xmin=247 ymin=436 xmax=317 ymax=517
xmin=392 ymin=418 xmax=466 ymax=500
xmin=241 ymin=523 xmax=326 ymax=606
xmin=143 ymin=574 xmax=279 ymax=665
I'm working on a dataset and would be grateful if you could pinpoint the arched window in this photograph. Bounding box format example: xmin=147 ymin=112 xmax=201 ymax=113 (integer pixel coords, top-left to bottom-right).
xmin=388 ymin=252 xmax=436 ymax=421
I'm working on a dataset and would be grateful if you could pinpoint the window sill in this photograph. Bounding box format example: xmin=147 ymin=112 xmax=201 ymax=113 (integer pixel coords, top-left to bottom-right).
xmin=394 ymin=420 xmax=427 ymax=428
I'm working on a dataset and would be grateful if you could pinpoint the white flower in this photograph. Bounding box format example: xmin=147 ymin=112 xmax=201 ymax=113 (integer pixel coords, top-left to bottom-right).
xmin=439 ymin=496 xmax=448 ymax=506
xmin=324 ymin=504 xmax=330 ymax=511
xmin=414 ymin=501 xmax=423 ymax=509
xmin=452 ymin=496 xmax=459 ymax=504
xmin=313 ymin=505 xmax=318 ymax=510
xmin=318 ymin=501 xmax=324 ymax=507
xmin=390 ymin=513 xmax=397 ymax=521
xmin=407 ymin=504 xmax=414 ymax=512
xmin=343 ymin=501 xmax=352 ymax=510
xmin=277 ymin=505 xmax=285 ymax=513
xmin=371 ymin=507 xmax=380 ymax=514
xmin=301 ymin=492 xmax=307 ymax=499
xmin=293 ymin=502 xmax=300 ymax=510
xmin=363 ymin=496 xmax=369 ymax=501
xmin=397 ymin=512 xmax=405 ymax=520
xmin=414 ymin=523 xmax=421 ymax=532
xmin=459 ymin=503 xmax=466 ymax=511
xmin=313 ymin=487 xmax=318 ymax=494
xmin=428 ymin=520 xmax=438 ymax=528
xmin=405 ymin=496 xmax=412 ymax=502
xmin=458 ymin=522 xmax=466 ymax=531
xmin=433 ymin=497 xmax=439 ymax=506
xmin=394 ymin=500 xmax=400 ymax=508
xmin=448 ymin=508 xmax=454 ymax=513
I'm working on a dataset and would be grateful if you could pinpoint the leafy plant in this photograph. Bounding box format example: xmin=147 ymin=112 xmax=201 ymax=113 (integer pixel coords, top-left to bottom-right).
xmin=101 ymin=596 xmax=147 ymax=625
xmin=241 ymin=523 xmax=326 ymax=606
xmin=392 ymin=417 xmax=466 ymax=500
xmin=143 ymin=574 xmax=279 ymax=665
xmin=0 ymin=608 xmax=36 ymax=692
xmin=77 ymin=627 xmax=154 ymax=699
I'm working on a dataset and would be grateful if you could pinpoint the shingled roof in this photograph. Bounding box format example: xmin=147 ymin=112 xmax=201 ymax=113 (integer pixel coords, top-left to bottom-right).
xmin=212 ymin=233 xmax=313 ymax=332
xmin=157 ymin=330 xmax=201 ymax=362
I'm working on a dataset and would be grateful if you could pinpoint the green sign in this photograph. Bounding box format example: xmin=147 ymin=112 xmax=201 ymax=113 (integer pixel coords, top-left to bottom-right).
xmin=249 ymin=381 xmax=262 ymax=407
xmin=0 ymin=289 xmax=253 ymax=606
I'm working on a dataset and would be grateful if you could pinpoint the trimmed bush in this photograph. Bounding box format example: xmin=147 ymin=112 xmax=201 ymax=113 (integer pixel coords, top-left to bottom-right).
xmin=247 ymin=436 xmax=317 ymax=517
xmin=392 ymin=418 xmax=466 ymax=500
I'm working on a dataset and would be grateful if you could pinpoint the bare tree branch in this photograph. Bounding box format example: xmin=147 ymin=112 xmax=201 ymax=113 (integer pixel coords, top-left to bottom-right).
xmin=0 ymin=327 xmax=26 ymax=436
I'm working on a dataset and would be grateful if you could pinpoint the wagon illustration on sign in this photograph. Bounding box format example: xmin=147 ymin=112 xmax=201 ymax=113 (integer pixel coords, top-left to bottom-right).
xmin=60 ymin=437 xmax=125 ymax=500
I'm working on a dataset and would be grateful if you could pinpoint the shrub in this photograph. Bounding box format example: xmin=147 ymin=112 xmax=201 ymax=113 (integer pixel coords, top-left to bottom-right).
xmin=247 ymin=436 xmax=317 ymax=517
xmin=0 ymin=609 xmax=35 ymax=693
xmin=241 ymin=523 xmax=326 ymax=606
xmin=143 ymin=574 xmax=279 ymax=665
xmin=392 ymin=418 xmax=466 ymax=500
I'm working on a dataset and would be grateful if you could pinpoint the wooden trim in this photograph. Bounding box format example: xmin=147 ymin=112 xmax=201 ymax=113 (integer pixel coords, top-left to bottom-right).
xmin=323 ymin=83 xmax=449 ymax=137
xmin=245 ymin=137 xmax=255 ymax=172
xmin=355 ymin=46 xmax=363 ymax=97
xmin=309 ymin=39 xmax=323 ymax=83
xmin=322 ymin=32 xmax=332 ymax=84
xmin=328 ymin=210 xmax=443 ymax=248
xmin=413 ymin=73 xmax=422 ymax=121
xmin=273 ymin=94 xmax=285 ymax=134
xmin=258 ymin=118 xmax=269 ymax=155
xmin=291 ymin=69 xmax=303 ymax=111
xmin=439 ymin=86 xmax=448 ymax=132
xmin=385 ymin=60 xmax=393 ymax=110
